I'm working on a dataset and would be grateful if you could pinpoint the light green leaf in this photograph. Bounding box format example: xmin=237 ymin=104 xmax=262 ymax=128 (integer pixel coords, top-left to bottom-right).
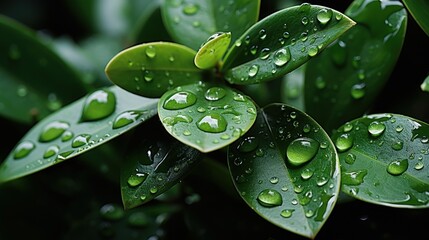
xmin=105 ymin=42 xmax=202 ymax=98
xmin=304 ymin=0 xmax=407 ymax=132
xmin=161 ymin=0 xmax=260 ymax=50
xmin=195 ymin=32 xmax=231 ymax=69
xmin=333 ymin=113 xmax=429 ymax=208
xmin=421 ymin=75 xmax=429 ymax=92
xmin=0 ymin=86 xmax=158 ymax=183
xmin=222 ymin=3 xmax=356 ymax=85
xmin=158 ymin=82 xmax=257 ymax=153
xmin=403 ymin=0 xmax=429 ymax=36
xmin=228 ymin=103 xmax=340 ymax=239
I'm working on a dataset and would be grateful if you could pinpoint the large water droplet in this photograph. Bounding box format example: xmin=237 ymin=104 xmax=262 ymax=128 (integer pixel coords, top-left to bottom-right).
xmin=39 ymin=121 xmax=70 ymax=142
xmin=287 ymin=137 xmax=320 ymax=166
xmin=257 ymin=189 xmax=283 ymax=207
xmin=351 ymin=83 xmax=366 ymax=99
xmin=183 ymin=3 xmax=199 ymax=15
xmin=112 ymin=111 xmax=143 ymax=129
xmin=43 ymin=145 xmax=60 ymax=159
xmin=145 ymin=45 xmax=156 ymax=58
xmin=163 ymin=91 xmax=197 ymax=110
xmin=281 ymin=209 xmax=294 ymax=218
xmin=248 ymin=65 xmax=259 ymax=77
xmin=387 ymin=159 xmax=408 ymax=176
xmin=197 ymin=113 xmax=227 ymax=133
xmin=127 ymin=172 xmax=148 ymax=187
xmin=366 ymin=121 xmax=385 ymax=138
xmin=237 ymin=136 xmax=258 ymax=152
xmin=335 ymin=133 xmax=353 ymax=152
xmin=13 ymin=141 xmax=35 ymax=159
xmin=342 ymin=169 xmax=367 ymax=186
xmin=205 ymin=87 xmax=226 ymax=101
xmin=72 ymin=134 xmax=91 ymax=148
xmin=317 ymin=8 xmax=333 ymax=25
xmin=81 ymin=89 xmax=116 ymax=122
xmin=391 ymin=141 xmax=403 ymax=151
xmin=274 ymin=47 xmax=291 ymax=67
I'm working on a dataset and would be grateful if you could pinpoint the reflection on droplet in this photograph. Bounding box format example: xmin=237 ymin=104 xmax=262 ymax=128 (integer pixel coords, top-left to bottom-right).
xmin=257 ymin=189 xmax=283 ymax=207
xmin=72 ymin=134 xmax=91 ymax=148
xmin=368 ymin=121 xmax=386 ymax=137
xmin=163 ymin=91 xmax=197 ymax=110
xmin=127 ymin=172 xmax=148 ymax=187
xmin=342 ymin=169 xmax=367 ymax=186
xmin=287 ymin=137 xmax=319 ymax=166
xmin=39 ymin=121 xmax=70 ymax=142
xmin=205 ymin=87 xmax=226 ymax=101
xmin=13 ymin=141 xmax=35 ymax=159
xmin=112 ymin=111 xmax=143 ymax=129
xmin=81 ymin=89 xmax=116 ymax=122
xmin=274 ymin=47 xmax=291 ymax=67
xmin=335 ymin=133 xmax=353 ymax=152
xmin=387 ymin=159 xmax=408 ymax=176
xmin=237 ymin=136 xmax=258 ymax=152
xmin=197 ymin=113 xmax=227 ymax=133
xmin=43 ymin=145 xmax=60 ymax=159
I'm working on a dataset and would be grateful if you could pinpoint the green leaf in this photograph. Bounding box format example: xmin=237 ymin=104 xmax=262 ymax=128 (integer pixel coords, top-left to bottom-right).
xmin=228 ymin=103 xmax=340 ymax=239
xmin=333 ymin=113 xmax=429 ymax=208
xmin=161 ymin=0 xmax=260 ymax=50
xmin=281 ymin=65 xmax=306 ymax=111
xmin=105 ymin=42 xmax=202 ymax=98
xmin=304 ymin=0 xmax=407 ymax=132
xmin=195 ymin=32 xmax=231 ymax=69
xmin=0 ymin=15 xmax=87 ymax=124
xmin=0 ymin=86 xmax=158 ymax=183
xmin=403 ymin=0 xmax=429 ymax=36
xmin=158 ymin=82 xmax=257 ymax=153
xmin=120 ymin=122 xmax=201 ymax=209
xmin=221 ymin=3 xmax=356 ymax=85
xmin=421 ymin=75 xmax=429 ymax=92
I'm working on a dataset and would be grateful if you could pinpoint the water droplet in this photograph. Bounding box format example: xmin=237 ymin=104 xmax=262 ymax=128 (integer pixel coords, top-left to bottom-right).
xmin=61 ymin=131 xmax=74 ymax=142
xmin=197 ymin=113 xmax=227 ymax=133
xmin=99 ymin=203 xmax=124 ymax=221
xmin=112 ymin=111 xmax=144 ymax=129
xmin=307 ymin=46 xmax=319 ymax=57
xmin=305 ymin=209 xmax=314 ymax=218
xmin=414 ymin=161 xmax=424 ymax=170
xmin=280 ymin=209 xmax=294 ymax=218
xmin=248 ymin=65 xmax=259 ymax=77
xmin=342 ymin=169 xmax=368 ymax=186
xmin=343 ymin=122 xmax=353 ymax=132
xmin=233 ymin=93 xmax=245 ymax=102
xmin=143 ymin=71 xmax=154 ymax=82
xmin=391 ymin=141 xmax=403 ymax=151
xmin=257 ymin=189 xmax=283 ymax=207
xmin=43 ymin=145 xmax=60 ymax=159
xmin=317 ymin=8 xmax=333 ymax=25
xmin=351 ymin=83 xmax=366 ymax=99
xmin=315 ymin=77 xmax=326 ymax=89
xmin=145 ymin=45 xmax=156 ymax=58
xmin=270 ymin=176 xmax=279 ymax=184
xmin=205 ymin=87 xmax=226 ymax=101
xmin=287 ymin=137 xmax=320 ymax=166
xmin=345 ymin=153 xmax=356 ymax=164
xmin=368 ymin=121 xmax=386 ymax=137
xmin=335 ymin=133 xmax=353 ymax=152
xmin=39 ymin=121 xmax=70 ymax=142
xmin=316 ymin=176 xmax=329 ymax=186
xmin=274 ymin=47 xmax=291 ymax=67
xmin=81 ymin=89 xmax=116 ymax=122
xmin=13 ymin=141 xmax=35 ymax=159
xmin=163 ymin=91 xmax=197 ymax=110
xmin=149 ymin=186 xmax=158 ymax=194
xmin=127 ymin=172 xmax=148 ymax=187
xmin=183 ymin=3 xmax=199 ymax=15
xmin=260 ymin=48 xmax=270 ymax=60
xmin=72 ymin=134 xmax=91 ymax=148
xmin=250 ymin=45 xmax=258 ymax=55
xmin=301 ymin=17 xmax=309 ymax=25
xmin=387 ymin=159 xmax=408 ymax=176
xmin=237 ymin=136 xmax=258 ymax=152
xmin=301 ymin=168 xmax=314 ymax=180
xmin=259 ymin=29 xmax=267 ymax=40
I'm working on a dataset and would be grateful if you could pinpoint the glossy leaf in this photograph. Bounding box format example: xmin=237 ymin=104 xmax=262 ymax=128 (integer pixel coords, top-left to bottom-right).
xmin=105 ymin=42 xmax=202 ymax=98
xmin=0 ymin=15 xmax=87 ymax=124
xmin=333 ymin=113 xmax=429 ymax=208
xmin=421 ymin=75 xmax=429 ymax=92
xmin=304 ymin=0 xmax=407 ymax=132
xmin=120 ymin=122 xmax=201 ymax=209
xmin=194 ymin=32 xmax=231 ymax=69
xmin=158 ymin=82 xmax=257 ymax=153
xmin=228 ymin=103 xmax=340 ymax=239
xmin=221 ymin=3 xmax=356 ymax=85
xmin=0 ymin=86 xmax=158 ymax=183
xmin=403 ymin=0 xmax=429 ymax=36
xmin=161 ymin=0 xmax=260 ymax=50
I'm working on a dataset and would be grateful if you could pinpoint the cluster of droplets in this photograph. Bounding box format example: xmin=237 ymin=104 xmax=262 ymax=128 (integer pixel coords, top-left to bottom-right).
xmin=12 ymin=89 xmax=148 ymax=166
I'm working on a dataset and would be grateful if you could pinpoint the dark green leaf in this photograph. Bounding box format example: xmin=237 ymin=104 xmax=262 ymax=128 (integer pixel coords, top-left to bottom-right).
xmin=194 ymin=32 xmax=231 ymax=69
xmin=228 ymin=103 xmax=340 ymax=239
xmin=158 ymin=82 xmax=257 ymax=153
xmin=333 ymin=113 xmax=429 ymax=208
xmin=403 ymin=0 xmax=429 ymax=36
xmin=221 ymin=3 xmax=355 ymax=85
xmin=281 ymin=65 xmax=306 ymax=111
xmin=304 ymin=0 xmax=407 ymax=132
xmin=421 ymin=75 xmax=429 ymax=92
xmin=0 ymin=86 xmax=158 ymax=183
xmin=0 ymin=15 xmax=87 ymax=124
xmin=161 ymin=0 xmax=260 ymax=50
xmin=120 ymin=122 xmax=201 ymax=209
xmin=105 ymin=42 xmax=202 ymax=98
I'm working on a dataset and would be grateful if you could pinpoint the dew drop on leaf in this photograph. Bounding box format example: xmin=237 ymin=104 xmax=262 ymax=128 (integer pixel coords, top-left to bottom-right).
xmin=43 ymin=145 xmax=60 ymax=159
xmin=351 ymin=83 xmax=366 ymax=99
xmin=286 ymin=137 xmax=320 ymax=166
xmin=237 ymin=136 xmax=258 ymax=152
xmin=39 ymin=120 xmax=70 ymax=142
xmin=274 ymin=47 xmax=291 ymax=67
xmin=145 ymin=45 xmax=156 ymax=58
xmin=127 ymin=172 xmax=148 ymax=187
xmin=182 ymin=3 xmax=199 ymax=15
xmin=387 ymin=159 xmax=408 ymax=176
xmin=248 ymin=65 xmax=259 ymax=77
xmin=197 ymin=113 xmax=227 ymax=133
xmin=204 ymin=87 xmax=226 ymax=101
xmin=13 ymin=141 xmax=35 ymax=159
xmin=61 ymin=131 xmax=74 ymax=142
xmin=280 ymin=209 xmax=294 ymax=218
xmin=317 ymin=8 xmax=333 ymax=25
xmin=163 ymin=91 xmax=197 ymax=110
xmin=71 ymin=134 xmax=91 ymax=148
xmin=367 ymin=121 xmax=386 ymax=137
xmin=112 ymin=111 xmax=143 ymax=129
xmin=257 ymin=189 xmax=283 ymax=207
xmin=342 ymin=169 xmax=368 ymax=186
xmin=81 ymin=89 xmax=116 ymax=122
xmin=335 ymin=133 xmax=353 ymax=152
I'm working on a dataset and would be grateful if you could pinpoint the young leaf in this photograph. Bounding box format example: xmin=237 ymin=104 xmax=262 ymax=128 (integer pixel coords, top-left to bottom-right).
xmin=221 ymin=3 xmax=356 ymax=85
xmin=402 ymin=0 xmax=429 ymax=36
xmin=304 ymin=0 xmax=407 ymax=132
xmin=158 ymin=82 xmax=257 ymax=153
xmin=0 ymin=15 xmax=87 ymax=124
xmin=0 ymin=86 xmax=158 ymax=183
xmin=120 ymin=121 xmax=201 ymax=210
xmin=161 ymin=0 xmax=260 ymax=50
xmin=228 ymin=103 xmax=340 ymax=239
xmin=333 ymin=114 xmax=429 ymax=208
xmin=421 ymin=75 xmax=429 ymax=92
xmin=194 ymin=32 xmax=231 ymax=69
xmin=105 ymin=42 xmax=202 ymax=98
